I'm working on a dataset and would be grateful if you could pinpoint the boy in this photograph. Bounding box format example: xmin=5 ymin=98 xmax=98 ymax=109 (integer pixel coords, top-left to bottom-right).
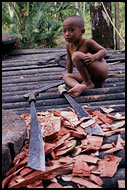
xmin=62 ymin=15 xmax=108 ymax=97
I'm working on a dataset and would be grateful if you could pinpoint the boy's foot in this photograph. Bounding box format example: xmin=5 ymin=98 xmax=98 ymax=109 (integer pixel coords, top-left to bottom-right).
xmin=68 ymin=82 xmax=94 ymax=97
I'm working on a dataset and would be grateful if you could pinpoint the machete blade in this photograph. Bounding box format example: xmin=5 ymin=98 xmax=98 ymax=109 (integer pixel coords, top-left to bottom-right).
xmin=62 ymin=92 xmax=104 ymax=136
xmin=28 ymin=101 xmax=45 ymax=171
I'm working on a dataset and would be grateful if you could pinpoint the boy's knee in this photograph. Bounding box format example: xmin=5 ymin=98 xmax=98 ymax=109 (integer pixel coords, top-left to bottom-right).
xmin=72 ymin=52 xmax=81 ymax=63
xmin=72 ymin=51 xmax=84 ymax=65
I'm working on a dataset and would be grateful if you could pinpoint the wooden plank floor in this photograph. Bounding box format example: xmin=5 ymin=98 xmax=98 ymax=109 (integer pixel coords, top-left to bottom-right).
xmin=2 ymin=48 xmax=125 ymax=188
xmin=2 ymin=48 xmax=125 ymax=115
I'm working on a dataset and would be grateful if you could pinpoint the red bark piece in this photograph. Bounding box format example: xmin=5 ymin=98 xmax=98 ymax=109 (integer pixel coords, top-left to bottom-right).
xmin=20 ymin=167 xmax=33 ymax=177
xmin=54 ymin=133 xmax=70 ymax=149
xmin=47 ymin=182 xmax=63 ymax=188
xmin=55 ymin=140 xmax=72 ymax=152
xmin=104 ymin=134 xmax=124 ymax=154
xmin=106 ymin=113 xmax=125 ymax=120
xmin=101 ymin=143 xmax=114 ymax=150
xmin=98 ymin=155 xmax=122 ymax=177
xmin=104 ymin=128 xmax=125 ymax=137
xmin=8 ymin=163 xmax=72 ymax=188
xmin=55 ymin=145 xmax=72 ymax=156
xmin=72 ymin=176 xmax=102 ymax=188
xmin=26 ymin=179 xmax=43 ymax=188
xmin=58 ymin=127 xmax=70 ymax=136
xmin=71 ymin=126 xmax=87 ymax=138
xmin=117 ymin=180 xmax=125 ymax=188
xmin=13 ymin=150 xmax=26 ymax=164
xmin=85 ymin=134 xmax=103 ymax=150
xmin=43 ymin=116 xmax=61 ymax=141
xmin=72 ymin=159 xmax=90 ymax=177
xmin=33 ymin=185 xmax=44 ymax=188
xmin=89 ymin=174 xmax=104 ymax=186
xmin=44 ymin=143 xmax=55 ymax=155
xmin=58 ymin=156 xmax=74 ymax=164
xmin=93 ymin=110 xmax=112 ymax=124
xmin=50 ymin=151 xmax=56 ymax=159
xmin=8 ymin=179 xmax=17 ymax=188
xmin=2 ymin=167 xmax=24 ymax=188
xmin=74 ymin=154 xmax=99 ymax=164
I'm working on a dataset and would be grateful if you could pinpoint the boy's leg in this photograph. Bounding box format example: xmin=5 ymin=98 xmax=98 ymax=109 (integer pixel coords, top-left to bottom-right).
xmin=62 ymin=73 xmax=83 ymax=88
xmin=66 ymin=52 xmax=94 ymax=97
xmin=62 ymin=73 xmax=88 ymax=97
xmin=67 ymin=51 xmax=108 ymax=97
xmin=72 ymin=52 xmax=94 ymax=88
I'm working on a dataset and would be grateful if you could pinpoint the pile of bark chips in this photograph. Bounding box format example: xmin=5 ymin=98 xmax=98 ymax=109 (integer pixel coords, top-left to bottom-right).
xmin=2 ymin=107 xmax=125 ymax=188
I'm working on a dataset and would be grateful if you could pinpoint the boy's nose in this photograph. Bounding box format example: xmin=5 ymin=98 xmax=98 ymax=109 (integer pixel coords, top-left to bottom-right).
xmin=65 ymin=31 xmax=70 ymax=36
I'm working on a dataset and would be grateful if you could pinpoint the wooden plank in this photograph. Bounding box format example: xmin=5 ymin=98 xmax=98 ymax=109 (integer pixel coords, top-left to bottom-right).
xmin=2 ymin=74 xmax=61 ymax=84
xmin=2 ymin=92 xmax=125 ymax=109
xmin=6 ymin=48 xmax=66 ymax=55
xmin=2 ymin=81 xmax=125 ymax=98
xmin=2 ymin=64 xmax=124 ymax=81
xmin=2 ymin=67 xmax=65 ymax=77
xmin=2 ymin=64 xmax=61 ymax=71
xmin=2 ymin=89 xmax=125 ymax=104
xmin=2 ymin=79 xmax=125 ymax=94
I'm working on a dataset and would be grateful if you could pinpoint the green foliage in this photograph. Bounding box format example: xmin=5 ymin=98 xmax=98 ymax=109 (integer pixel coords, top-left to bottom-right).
xmin=2 ymin=2 xmax=125 ymax=49
xmin=2 ymin=2 xmax=81 ymax=49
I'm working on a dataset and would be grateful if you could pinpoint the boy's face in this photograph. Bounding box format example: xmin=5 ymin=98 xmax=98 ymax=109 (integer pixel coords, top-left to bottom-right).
xmin=63 ymin=18 xmax=85 ymax=43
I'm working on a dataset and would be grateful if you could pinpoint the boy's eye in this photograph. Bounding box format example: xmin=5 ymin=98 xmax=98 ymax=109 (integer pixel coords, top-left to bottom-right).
xmin=69 ymin=28 xmax=74 ymax=32
xmin=63 ymin=28 xmax=75 ymax=33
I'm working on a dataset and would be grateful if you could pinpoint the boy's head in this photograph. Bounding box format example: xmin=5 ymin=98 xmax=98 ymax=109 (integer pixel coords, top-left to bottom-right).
xmin=63 ymin=15 xmax=85 ymax=43
xmin=64 ymin=15 xmax=85 ymax=29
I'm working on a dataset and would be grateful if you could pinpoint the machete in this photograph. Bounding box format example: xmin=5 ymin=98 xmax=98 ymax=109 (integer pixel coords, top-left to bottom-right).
xmin=58 ymin=84 xmax=104 ymax=136
xmin=24 ymin=80 xmax=64 ymax=98
xmin=24 ymin=80 xmax=64 ymax=171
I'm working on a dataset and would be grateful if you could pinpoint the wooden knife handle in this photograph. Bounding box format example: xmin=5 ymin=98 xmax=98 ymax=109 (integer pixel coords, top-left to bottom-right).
xmin=24 ymin=90 xmax=38 ymax=99
xmin=58 ymin=84 xmax=67 ymax=95
xmin=28 ymin=91 xmax=38 ymax=102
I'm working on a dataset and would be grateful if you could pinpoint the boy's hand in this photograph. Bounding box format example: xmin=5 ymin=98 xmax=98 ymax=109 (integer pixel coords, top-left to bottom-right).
xmin=83 ymin=53 xmax=96 ymax=65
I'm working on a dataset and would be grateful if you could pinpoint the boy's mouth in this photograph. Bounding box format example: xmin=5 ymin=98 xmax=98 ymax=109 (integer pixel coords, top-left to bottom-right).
xmin=65 ymin=38 xmax=71 ymax=42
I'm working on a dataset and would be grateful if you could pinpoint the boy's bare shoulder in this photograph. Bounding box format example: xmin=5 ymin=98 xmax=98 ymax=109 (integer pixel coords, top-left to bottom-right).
xmin=84 ymin=38 xmax=105 ymax=51
xmin=84 ymin=38 xmax=95 ymax=45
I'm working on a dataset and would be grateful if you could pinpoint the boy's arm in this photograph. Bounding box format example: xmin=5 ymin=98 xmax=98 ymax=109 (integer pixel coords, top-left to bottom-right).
xmin=66 ymin=44 xmax=73 ymax=73
xmin=87 ymin=39 xmax=107 ymax=61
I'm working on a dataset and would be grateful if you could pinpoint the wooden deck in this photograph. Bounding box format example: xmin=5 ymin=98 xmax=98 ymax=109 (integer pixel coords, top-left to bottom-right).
xmin=2 ymin=48 xmax=125 ymax=188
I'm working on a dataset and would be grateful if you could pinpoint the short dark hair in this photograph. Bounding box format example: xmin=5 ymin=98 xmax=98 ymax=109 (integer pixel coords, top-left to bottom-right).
xmin=65 ymin=15 xmax=85 ymax=28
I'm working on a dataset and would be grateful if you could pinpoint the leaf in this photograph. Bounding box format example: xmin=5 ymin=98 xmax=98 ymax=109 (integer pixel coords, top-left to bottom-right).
xmin=62 ymin=174 xmax=72 ymax=182
xmin=32 ymin=29 xmax=39 ymax=33
xmin=2 ymin=12 xmax=12 ymax=25
xmin=72 ymin=147 xmax=82 ymax=157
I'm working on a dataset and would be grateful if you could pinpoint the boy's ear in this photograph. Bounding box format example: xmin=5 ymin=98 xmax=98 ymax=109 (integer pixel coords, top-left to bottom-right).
xmin=81 ymin=28 xmax=85 ymax=34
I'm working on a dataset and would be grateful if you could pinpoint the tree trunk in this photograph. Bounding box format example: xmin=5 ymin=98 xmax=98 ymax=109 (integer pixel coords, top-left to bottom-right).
xmin=90 ymin=2 xmax=114 ymax=49
xmin=54 ymin=2 xmax=57 ymax=19
xmin=115 ymin=2 xmax=120 ymax=49
xmin=75 ymin=2 xmax=79 ymax=15
xmin=83 ymin=2 xmax=85 ymax=16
